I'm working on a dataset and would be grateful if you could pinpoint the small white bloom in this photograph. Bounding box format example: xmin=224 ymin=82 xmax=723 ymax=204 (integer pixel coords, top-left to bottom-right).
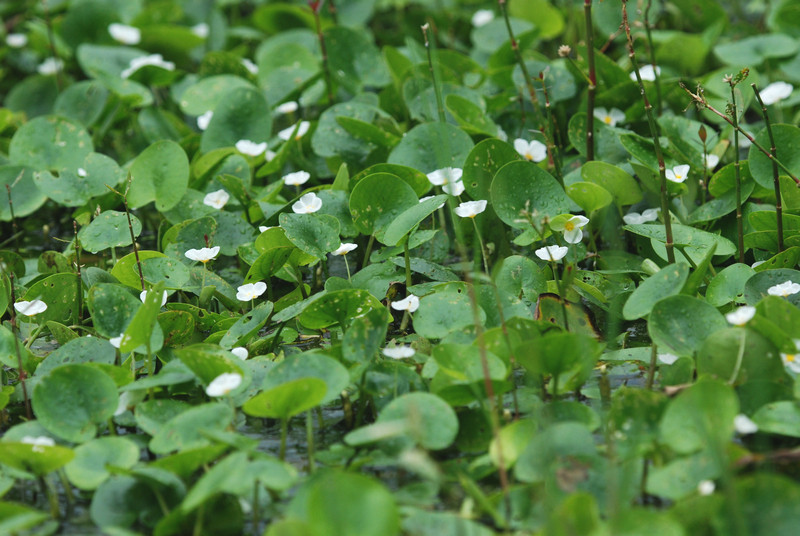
xmin=471 ymin=9 xmax=494 ymax=27
xmin=21 ymin=436 xmax=55 ymax=453
xmin=283 ymin=170 xmax=310 ymax=186
xmin=593 ymin=107 xmax=625 ymax=127
xmin=278 ymin=121 xmax=310 ymax=141
xmin=782 ymin=351 xmax=800 ymax=373
xmin=534 ymin=245 xmax=568 ymax=262
xmin=108 ymin=23 xmax=141 ymax=45
xmin=332 ymin=243 xmax=358 ymax=256
xmin=733 ymin=414 xmax=758 ymax=435
xmin=513 ymin=139 xmax=547 ymax=162
xmin=767 ymin=280 xmax=800 ymax=297
xmin=264 ymin=149 xmax=277 ymax=162
xmin=630 ymin=64 xmax=661 ymax=82
xmin=121 ymin=54 xmax=175 ymax=79
xmin=241 ymin=58 xmax=258 ymax=75
xmin=109 ymin=334 xmax=124 ymax=349
xmin=454 ymin=200 xmax=488 ymax=218
xmin=197 ymin=111 xmax=213 ymax=130
xmin=258 ymin=226 xmax=273 ymax=233
xmin=292 ymin=192 xmax=323 ymax=214
xmin=697 ymin=480 xmax=715 ymax=496
xmin=276 ymin=101 xmax=299 ymax=115
xmin=77 ymin=168 xmax=88 ymax=177
xmin=704 ymin=154 xmax=720 ymax=170
xmin=382 ymin=345 xmax=416 ymax=359
xmin=191 ymin=23 xmax=209 ymax=39
xmin=203 ymin=189 xmax=230 ymax=210
xmin=665 ymin=164 xmax=690 ymax=183
xmin=760 ymin=81 xmax=793 ymax=106
xmin=185 ymin=246 xmax=220 ymax=263
xmin=419 ymin=196 xmax=445 ymax=209
xmin=231 ymin=347 xmax=249 ymax=360
xmin=236 ymin=281 xmax=267 ymax=301
xmin=725 ymin=306 xmax=755 ymax=326
xmin=563 ymin=215 xmax=590 ymax=244
xmin=622 ymin=208 xmax=660 ymax=225
xmin=235 ymin=139 xmax=268 ymax=157
xmin=37 ymin=57 xmax=63 ymax=76
xmin=14 ymin=299 xmax=47 ymax=316
xmin=6 ymin=33 xmax=28 ymax=48
xmin=391 ymin=294 xmax=420 ymax=313
xmin=206 ymin=372 xmax=242 ymax=397
xmin=658 ymin=352 xmax=679 ymax=365
xmin=427 ymin=167 xmax=462 ymax=187
xmin=443 ymin=180 xmax=465 ymax=196
xmin=140 ymin=289 xmax=168 ymax=307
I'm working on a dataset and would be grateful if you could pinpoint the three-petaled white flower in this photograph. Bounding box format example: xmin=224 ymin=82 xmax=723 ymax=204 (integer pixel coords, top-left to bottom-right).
xmin=593 ymin=107 xmax=625 ymax=127
xmin=235 ymin=139 xmax=268 ymax=157
xmin=427 ymin=167 xmax=465 ymax=196
xmin=21 ymin=436 xmax=55 ymax=453
xmin=332 ymin=243 xmax=358 ymax=256
xmin=630 ymin=64 xmax=660 ymax=82
xmin=768 ymin=280 xmax=800 ymax=297
xmin=658 ymin=352 xmax=679 ymax=365
xmin=704 ymin=154 xmax=720 ymax=170
xmin=108 ymin=23 xmax=141 ymax=45
xmin=733 ymin=414 xmax=758 ymax=435
xmin=140 ymin=290 xmax=168 ymax=307
xmin=283 ymin=171 xmax=310 ymax=186
xmin=622 ymin=208 xmax=660 ymax=225
xmin=77 ymin=168 xmax=87 ymax=177
xmin=697 ymin=480 xmax=715 ymax=496
xmin=237 ymin=281 xmax=267 ymax=301
xmin=534 ymin=245 xmax=568 ymax=262
xmin=185 ymin=246 xmax=220 ymax=263
xmin=725 ymin=306 xmax=755 ymax=326
xmin=781 ymin=341 xmax=800 ymax=373
xmin=454 ymin=200 xmax=487 ymax=218
xmin=6 ymin=33 xmax=27 ymax=48
xmin=37 ymin=58 xmax=63 ymax=76
xmin=14 ymin=299 xmax=47 ymax=316
xmin=276 ymin=101 xmax=299 ymax=114
xmin=121 ymin=54 xmax=175 ymax=79
xmin=471 ymin=9 xmax=494 ymax=27
xmin=278 ymin=121 xmax=310 ymax=141
xmin=191 ymin=23 xmax=209 ymax=38
xmin=206 ymin=372 xmax=242 ymax=397
xmin=203 ymin=189 xmax=230 ymax=210
xmin=231 ymin=347 xmax=249 ymax=360
xmin=292 ymin=192 xmax=322 ymax=214
xmin=760 ymin=81 xmax=793 ymax=106
xmin=391 ymin=294 xmax=420 ymax=313
xmin=197 ymin=111 xmax=213 ymax=130
xmin=665 ymin=164 xmax=690 ymax=183
xmin=382 ymin=345 xmax=416 ymax=359
xmin=563 ymin=215 xmax=589 ymax=244
xmin=513 ymin=139 xmax=547 ymax=163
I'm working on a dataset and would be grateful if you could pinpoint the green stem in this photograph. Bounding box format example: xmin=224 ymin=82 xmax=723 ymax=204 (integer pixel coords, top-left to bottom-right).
xmin=728 ymin=329 xmax=747 ymax=385
xmin=310 ymin=2 xmax=333 ymax=105
xmin=729 ymin=82 xmax=745 ymax=262
xmin=752 ymin=83 xmax=784 ymax=253
xmin=645 ymin=344 xmax=657 ymax=390
xmin=421 ymin=23 xmax=446 ymax=123
xmin=584 ymin=0 xmax=597 ymax=161
xmin=643 ymin=0 xmax=662 ymax=115
xmin=471 ymin=219 xmax=490 ymax=274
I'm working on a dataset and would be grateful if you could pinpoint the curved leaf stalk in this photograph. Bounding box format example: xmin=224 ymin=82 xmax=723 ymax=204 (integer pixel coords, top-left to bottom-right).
xmin=327 ymin=0 xmax=338 ymax=24
xmin=699 ymin=125 xmax=709 ymax=204
xmin=399 ymin=237 xmax=413 ymax=332
xmin=8 ymin=273 xmax=31 ymax=420
xmin=729 ymin=329 xmax=747 ymax=385
xmin=643 ymin=0 xmax=662 ymax=115
xmin=488 ymin=278 xmax=521 ymax=419
xmin=728 ymin=76 xmax=745 ymax=263
xmin=310 ymin=1 xmax=334 ymax=106
xmin=622 ymin=0 xmax=675 ymax=263
xmin=73 ymin=220 xmax=83 ymax=324
xmin=5 ymin=182 xmax=20 ymax=253
xmin=109 ymin=177 xmax=146 ymax=291
xmin=470 ymin=219 xmax=491 ymax=275
xmin=584 ymin=0 xmax=597 ymax=161
xmin=752 ymin=83 xmax=784 ymax=252
xmin=421 ymin=23 xmax=446 ymax=123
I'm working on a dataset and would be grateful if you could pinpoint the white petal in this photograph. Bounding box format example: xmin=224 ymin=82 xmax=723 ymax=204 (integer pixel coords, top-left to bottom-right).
xmin=231 ymin=347 xmax=249 ymax=360
xmin=108 ymin=23 xmax=141 ymax=45
xmin=206 ymin=373 xmax=243 ymax=397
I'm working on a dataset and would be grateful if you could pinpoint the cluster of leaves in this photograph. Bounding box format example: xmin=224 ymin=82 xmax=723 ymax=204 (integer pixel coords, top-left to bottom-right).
xmin=3 ymin=0 xmax=800 ymax=534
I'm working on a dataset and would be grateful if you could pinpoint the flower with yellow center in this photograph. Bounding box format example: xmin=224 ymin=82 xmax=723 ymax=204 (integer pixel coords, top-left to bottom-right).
xmin=593 ymin=107 xmax=625 ymax=127
xmin=562 ymin=215 xmax=590 ymax=244
xmin=665 ymin=164 xmax=690 ymax=183
xmin=513 ymin=139 xmax=547 ymax=163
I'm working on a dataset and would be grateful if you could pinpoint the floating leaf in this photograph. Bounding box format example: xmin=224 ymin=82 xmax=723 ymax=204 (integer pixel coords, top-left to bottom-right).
xmin=78 ymin=211 xmax=142 ymax=253
xmin=649 ymin=295 xmax=728 ymax=357
xmin=491 ymin=161 xmax=572 ymax=229
xmin=128 ymin=140 xmax=189 ymax=211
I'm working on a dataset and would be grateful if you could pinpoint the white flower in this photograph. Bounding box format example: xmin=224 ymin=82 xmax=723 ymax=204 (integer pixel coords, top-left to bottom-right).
xmin=563 ymin=215 xmax=590 ymax=244
xmin=206 ymin=372 xmax=242 ymax=397
xmin=235 ymin=139 xmax=268 ymax=157
xmin=21 ymin=436 xmax=55 ymax=453
xmin=767 ymin=280 xmax=800 ymax=297
xmin=622 ymin=208 xmax=660 ymax=225
xmin=185 ymin=246 xmax=220 ymax=263
xmin=108 ymin=23 xmax=141 ymax=45
xmin=443 ymin=180 xmax=465 ymax=196
xmin=197 ymin=111 xmax=213 ymax=130
xmin=534 ymin=245 xmax=568 ymax=262
xmin=513 ymin=139 xmax=547 ymax=162
xmin=733 ymin=414 xmax=758 ymax=435
xmin=276 ymin=101 xmax=299 ymax=114
xmin=191 ymin=23 xmax=209 ymax=39
xmin=37 ymin=57 xmax=63 ymax=76
xmin=121 ymin=54 xmax=175 ymax=79
xmin=109 ymin=334 xmax=124 ymax=349
xmin=203 ymin=189 xmax=230 ymax=210
xmin=140 ymin=290 xmax=168 ymax=307
xmin=241 ymin=58 xmax=258 ymax=75
xmin=278 ymin=121 xmax=310 ymax=141
xmin=391 ymin=294 xmax=420 ymax=313
xmin=751 ymin=260 xmax=765 ymax=269
xmin=231 ymin=347 xmax=249 ymax=360
xmin=471 ymin=9 xmax=494 ymax=27
xmin=283 ymin=171 xmax=310 ymax=186
xmin=427 ymin=167 xmax=462 ymax=186
xmin=382 ymin=345 xmax=416 ymax=359
xmin=419 ymin=196 xmax=445 ymax=209
xmin=258 ymin=226 xmax=273 ymax=233
xmin=697 ymin=480 xmax=715 ymax=496
xmin=725 ymin=306 xmax=755 ymax=326
xmin=237 ymin=281 xmax=267 ymax=301
xmin=704 ymin=154 xmax=720 ymax=170
xmin=6 ymin=33 xmax=27 ymax=48
xmin=665 ymin=164 xmax=690 ymax=183
xmin=593 ymin=107 xmax=625 ymax=127
xmin=454 ymin=200 xmax=488 ymax=218
xmin=760 ymin=81 xmax=793 ymax=106
xmin=782 ymin=350 xmax=800 ymax=373
xmin=14 ymin=299 xmax=47 ymax=316
xmin=264 ymin=150 xmax=277 ymax=162
xmin=630 ymin=64 xmax=661 ymax=82
xmin=658 ymin=352 xmax=679 ymax=365
xmin=332 ymin=243 xmax=358 ymax=256
xmin=77 ymin=168 xmax=87 ymax=177
xmin=292 ymin=192 xmax=322 ymax=214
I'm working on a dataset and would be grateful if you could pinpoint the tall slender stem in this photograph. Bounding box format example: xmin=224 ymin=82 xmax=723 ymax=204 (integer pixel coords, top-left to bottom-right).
xmin=584 ymin=0 xmax=597 ymax=161
xmin=422 ymin=23 xmax=446 ymax=123
xmin=752 ymin=83 xmax=784 ymax=252
xmin=310 ymin=1 xmax=334 ymax=105
xmin=8 ymin=274 xmax=31 ymax=420
xmin=643 ymin=0 xmax=661 ymax=115
xmin=729 ymin=81 xmax=745 ymax=263
xmin=538 ymin=72 xmax=562 ymax=181
xmin=5 ymin=182 xmax=20 ymax=254
xmin=73 ymin=220 xmax=83 ymax=325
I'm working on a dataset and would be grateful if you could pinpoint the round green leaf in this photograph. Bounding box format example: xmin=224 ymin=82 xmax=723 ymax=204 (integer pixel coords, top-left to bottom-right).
xmin=78 ymin=211 xmax=142 ymax=253
xmin=0 ymin=166 xmax=46 ymax=220
xmin=263 ymin=354 xmax=348 ymax=405
xmin=462 ymin=138 xmax=521 ymax=202
xmin=580 ymin=161 xmax=642 ymax=206
xmin=388 ymin=122 xmax=474 ymax=173
xmin=178 ymin=75 xmax=255 ymax=115
xmin=566 ymin=181 xmax=614 ymax=214
xmin=54 ymin=81 xmax=110 ymax=127
xmin=623 ymin=264 xmax=690 ymax=320
xmin=200 ymin=86 xmax=272 ymax=153
xmin=491 ymin=160 xmax=571 ymax=229
xmin=0 ymin=442 xmax=74 ymax=476
xmin=706 ymin=263 xmax=756 ymax=307
xmin=149 ymin=403 xmax=235 ymax=454
xmin=714 ymin=34 xmax=798 ymax=66
xmin=219 ymin=301 xmax=274 ymax=349
xmin=324 ymin=26 xmax=389 ymax=90
xmin=279 ymin=213 xmax=341 ymax=259
xmin=744 ymin=268 xmax=800 ymax=307
xmin=299 ymin=288 xmax=383 ymax=330
xmin=9 ymin=115 xmax=93 ymax=171
xmin=412 ymin=291 xmax=484 ymax=339
xmin=648 ymin=295 xmax=728 ymax=357
xmin=21 ymin=273 xmax=79 ymax=324
xmin=749 ymin=124 xmax=800 ymax=190
xmin=349 ymin=172 xmax=419 ymax=237
xmin=36 ymin=336 xmax=116 ymax=378
xmin=351 ymin=164 xmax=431 ymax=197
xmin=129 ymin=140 xmax=189 ymax=211
xmin=697 ymin=327 xmax=785 ymax=385
xmin=242 ymin=377 xmax=327 ymax=419
xmin=88 ymin=283 xmax=141 ymax=338
xmin=65 ymin=437 xmax=140 ymax=490
xmin=312 ymin=101 xmax=389 ymax=159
